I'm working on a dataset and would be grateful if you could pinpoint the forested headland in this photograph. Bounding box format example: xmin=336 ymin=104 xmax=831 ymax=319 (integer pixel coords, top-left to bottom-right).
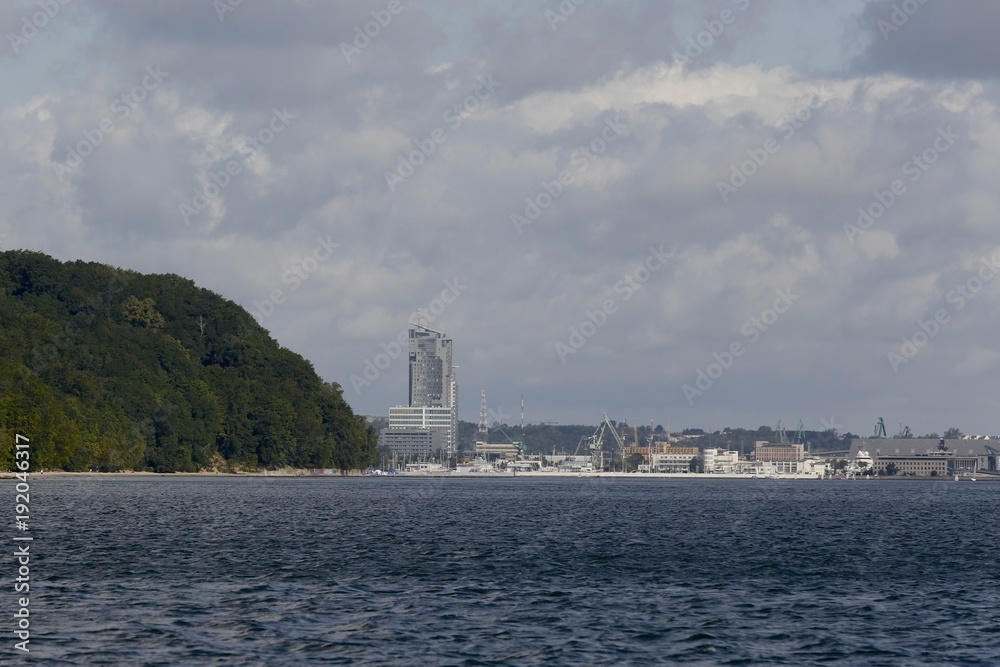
xmin=0 ymin=250 xmax=377 ymax=472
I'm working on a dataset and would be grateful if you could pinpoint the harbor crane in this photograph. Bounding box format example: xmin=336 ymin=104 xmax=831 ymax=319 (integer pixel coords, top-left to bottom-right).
xmin=794 ymin=420 xmax=805 ymax=444
xmin=594 ymin=415 xmax=628 ymax=471
xmin=601 ymin=415 xmax=627 ymax=472
xmin=572 ymin=414 xmax=628 ymax=471
xmin=573 ymin=432 xmax=603 ymax=471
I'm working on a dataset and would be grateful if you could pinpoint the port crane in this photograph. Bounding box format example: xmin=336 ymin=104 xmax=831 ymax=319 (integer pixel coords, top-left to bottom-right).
xmin=573 ymin=432 xmax=603 ymax=471
xmin=572 ymin=414 xmax=628 ymax=471
xmin=601 ymin=415 xmax=628 ymax=472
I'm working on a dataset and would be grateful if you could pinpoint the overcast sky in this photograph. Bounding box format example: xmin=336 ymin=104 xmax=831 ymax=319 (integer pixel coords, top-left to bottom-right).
xmin=4 ymin=0 xmax=1000 ymax=436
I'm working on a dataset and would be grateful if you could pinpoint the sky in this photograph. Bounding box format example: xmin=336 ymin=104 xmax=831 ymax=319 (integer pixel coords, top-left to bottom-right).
xmin=3 ymin=0 xmax=1000 ymax=437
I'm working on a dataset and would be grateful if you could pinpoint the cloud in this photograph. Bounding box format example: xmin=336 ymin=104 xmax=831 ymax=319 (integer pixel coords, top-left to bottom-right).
xmin=3 ymin=1 xmax=1000 ymax=435
xmin=851 ymin=0 xmax=1000 ymax=80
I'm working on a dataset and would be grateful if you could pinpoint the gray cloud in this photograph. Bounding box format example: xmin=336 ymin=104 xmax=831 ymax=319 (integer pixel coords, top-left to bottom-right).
xmin=2 ymin=1 xmax=1000 ymax=436
xmin=851 ymin=0 xmax=1000 ymax=79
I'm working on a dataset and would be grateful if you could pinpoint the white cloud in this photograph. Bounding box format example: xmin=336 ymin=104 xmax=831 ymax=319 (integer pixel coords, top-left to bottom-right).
xmin=3 ymin=1 xmax=1000 ymax=434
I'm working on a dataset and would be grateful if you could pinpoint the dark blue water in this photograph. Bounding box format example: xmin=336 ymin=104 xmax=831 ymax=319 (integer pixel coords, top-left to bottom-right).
xmin=8 ymin=476 xmax=1000 ymax=665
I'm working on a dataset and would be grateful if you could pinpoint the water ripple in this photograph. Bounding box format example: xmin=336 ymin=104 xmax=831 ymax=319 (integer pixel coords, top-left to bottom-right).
xmin=16 ymin=477 xmax=1000 ymax=665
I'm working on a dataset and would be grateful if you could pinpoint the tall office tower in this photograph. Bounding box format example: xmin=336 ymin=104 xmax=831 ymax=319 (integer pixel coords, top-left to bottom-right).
xmin=408 ymin=326 xmax=454 ymax=408
xmin=384 ymin=325 xmax=457 ymax=461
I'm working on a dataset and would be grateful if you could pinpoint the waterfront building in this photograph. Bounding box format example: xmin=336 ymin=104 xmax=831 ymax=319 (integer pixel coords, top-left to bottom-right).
xmin=850 ymin=438 xmax=996 ymax=476
xmin=408 ymin=326 xmax=454 ymax=408
xmin=407 ymin=326 xmax=456 ymax=459
xmin=871 ymin=455 xmax=948 ymax=477
xmin=378 ymin=427 xmax=446 ymax=460
xmin=626 ymin=441 xmax=674 ymax=458
xmin=475 ymin=441 xmax=519 ymax=462
xmin=751 ymin=457 xmax=828 ymax=476
xmin=650 ymin=446 xmax=699 ymax=473
xmin=381 ymin=325 xmax=458 ymax=462
xmin=754 ymin=442 xmax=804 ymax=462
xmin=556 ymin=455 xmax=596 ymax=472
xmin=752 ymin=442 xmax=830 ymax=474
xmin=702 ymin=448 xmax=740 ymax=473
xmin=386 ymin=405 xmax=455 ymax=455
xmin=404 ymin=461 xmax=447 ymax=473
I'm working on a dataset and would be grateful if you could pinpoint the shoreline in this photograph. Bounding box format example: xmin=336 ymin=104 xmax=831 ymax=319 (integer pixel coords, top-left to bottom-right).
xmin=0 ymin=468 xmax=357 ymax=479
xmin=3 ymin=470 xmax=995 ymax=481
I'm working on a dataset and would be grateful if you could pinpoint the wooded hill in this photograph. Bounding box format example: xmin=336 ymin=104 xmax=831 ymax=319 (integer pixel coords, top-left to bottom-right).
xmin=0 ymin=250 xmax=376 ymax=472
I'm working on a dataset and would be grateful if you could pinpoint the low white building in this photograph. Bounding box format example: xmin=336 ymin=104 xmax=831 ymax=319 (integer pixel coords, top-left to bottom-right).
xmin=757 ymin=458 xmax=829 ymax=477
xmin=475 ymin=441 xmax=519 ymax=462
xmin=650 ymin=447 xmax=699 ymax=473
xmin=404 ymin=461 xmax=446 ymax=473
xmin=702 ymin=448 xmax=740 ymax=473
xmin=557 ymin=455 xmax=595 ymax=472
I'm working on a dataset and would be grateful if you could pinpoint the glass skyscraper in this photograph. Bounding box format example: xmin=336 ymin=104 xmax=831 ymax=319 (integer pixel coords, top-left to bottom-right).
xmin=384 ymin=326 xmax=457 ymax=461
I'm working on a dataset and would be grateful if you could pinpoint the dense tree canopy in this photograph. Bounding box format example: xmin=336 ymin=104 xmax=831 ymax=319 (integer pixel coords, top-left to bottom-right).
xmin=0 ymin=251 xmax=376 ymax=472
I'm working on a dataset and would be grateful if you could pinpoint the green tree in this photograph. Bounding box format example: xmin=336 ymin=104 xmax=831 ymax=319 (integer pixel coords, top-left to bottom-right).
xmin=121 ymin=296 xmax=165 ymax=329
xmin=0 ymin=251 xmax=375 ymax=473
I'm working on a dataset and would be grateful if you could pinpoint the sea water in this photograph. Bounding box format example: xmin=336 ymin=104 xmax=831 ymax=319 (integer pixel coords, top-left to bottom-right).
xmin=12 ymin=476 xmax=1000 ymax=665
